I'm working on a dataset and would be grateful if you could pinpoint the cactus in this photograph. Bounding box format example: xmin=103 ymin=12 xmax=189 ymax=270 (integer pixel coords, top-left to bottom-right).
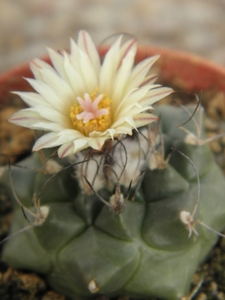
xmin=1 ymin=31 xmax=225 ymax=299
xmin=1 ymin=103 xmax=225 ymax=300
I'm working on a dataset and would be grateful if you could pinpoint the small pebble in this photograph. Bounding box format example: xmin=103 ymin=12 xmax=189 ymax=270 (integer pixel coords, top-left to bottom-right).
xmin=208 ymin=281 xmax=218 ymax=293
xmin=42 ymin=291 xmax=66 ymax=300
xmin=196 ymin=292 xmax=207 ymax=300
xmin=205 ymin=117 xmax=219 ymax=131
xmin=218 ymin=291 xmax=225 ymax=300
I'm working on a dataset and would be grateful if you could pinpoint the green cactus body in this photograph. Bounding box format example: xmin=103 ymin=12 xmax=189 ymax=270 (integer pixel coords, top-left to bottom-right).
xmin=2 ymin=104 xmax=225 ymax=300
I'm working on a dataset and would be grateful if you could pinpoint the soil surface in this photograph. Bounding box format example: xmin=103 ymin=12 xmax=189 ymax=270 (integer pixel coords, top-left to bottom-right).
xmin=0 ymin=91 xmax=225 ymax=300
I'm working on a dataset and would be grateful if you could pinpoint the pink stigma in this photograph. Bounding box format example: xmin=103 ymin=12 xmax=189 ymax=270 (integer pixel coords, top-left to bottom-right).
xmin=76 ymin=93 xmax=109 ymax=123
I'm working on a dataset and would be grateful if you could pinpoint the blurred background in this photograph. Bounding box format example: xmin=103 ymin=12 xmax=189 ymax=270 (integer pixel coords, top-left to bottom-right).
xmin=1 ymin=0 xmax=225 ymax=73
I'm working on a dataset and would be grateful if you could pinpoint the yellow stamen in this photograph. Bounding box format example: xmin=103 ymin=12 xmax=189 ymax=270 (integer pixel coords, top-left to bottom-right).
xmin=70 ymin=89 xmax=112 ymax=136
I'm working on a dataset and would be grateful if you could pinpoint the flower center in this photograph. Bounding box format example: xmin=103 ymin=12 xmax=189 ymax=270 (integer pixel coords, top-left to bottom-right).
xmin=70 ymin=90 xmax=111 ymax=136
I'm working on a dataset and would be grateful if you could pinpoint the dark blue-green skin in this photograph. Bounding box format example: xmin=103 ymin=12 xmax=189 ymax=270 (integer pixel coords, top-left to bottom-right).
xmin=2 ymin=105 xmax=225 ymax=300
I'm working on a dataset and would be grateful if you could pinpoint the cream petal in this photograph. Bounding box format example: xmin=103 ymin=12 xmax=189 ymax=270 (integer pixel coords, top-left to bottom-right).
xmin=88 ymin=131 xmax=100 ymax=138
xmin=63 ymin=52 xmax=86 ymax=96
xmin=88 ymin=137 xmax=107 ymax=151
xmin=113 ymin=86 xmax=137 ymax=107
xmin=35 ymin=107 xmax=69 ymax=127
xmin=116 ymin=104 xmax=152 ymax=120
xmin=110 ymin=87 xmax=137 ymax=116
xmin=39 ymin=68 xmax=74 ymax=101
xmin=32 ymin=121 xmax=65 ymax=132
xmin=58 ymin=142 xmax=75 ymax=158
xmin=111 ymin=116 xmax=127 ymax=129
xmin=111 ymin=114 xmax=137 ymax=131
xmin=112 ymin=124 xmax=133 ymax=135
xmin=70 ymin=38 xmax=82 ymax=73
xmin=8 ymin=109 xmax=45 ymax=128
xmin=104 ymin=128 xmax=115 ymax=140
xmin=126 ymin=55 xmax=159 ymax=91
xmin=69 ymin=45 xmax=98 ymax=93
xmin=99 ymin=36 xmax=122 ymax=94
xmin=47 ymin=48 xmax=67 ymax=80
xmin=139 ymin=74 xmax=158 ymax=87
xmin=124 ymin=116 xmax=138 ymax=131
xmin=33 ymin=132 xmax=60 ymax=151
xmin=26 ymin=78 xmax=72 ymax=114
xmin=133 ymin=113 xmax=158 ymax=128
xmin=140 ymin=87 xmax=173 ymax=106
xmin=89 ymin=128 xmax=116 ymax=139
xmin=114 ymin=85 xmax=150 ymax=118
xmin=35 ymin=131 xmax=79 ymax=150
xmin=57 ymin=128 xmax=84 ymax=141
xmin=55 ymin=129 xmax=87 ymax=146
xmin=78 ymin=30 xmax=101 ymax=75
xmin=74 ymin=139 xmax=88 ymax=153
xmin=14 ymin=92 xmax=51 ymax=108
xmin=49 ymin=133 xmax=75 ymax=145
xmin=9 ymin=108 xmax=67 ymax=132
xmin=45 ymin=129 xmax=88 ymax=151
xmin=118 ymin=39 xmax=137 ymax=68
xmin=76 ymin=50 xmax=98 ymax=92
xmin=122 ymin=85 xmax=151 ymax=105
xmin=112 ymin=48 xmax=136 ymax=106
xmin=30 ymin=59 xmax=55 ymax=81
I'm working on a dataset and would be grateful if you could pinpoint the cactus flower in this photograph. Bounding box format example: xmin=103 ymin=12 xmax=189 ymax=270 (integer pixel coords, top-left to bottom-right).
xmin=8 ymin=31 xmax=172 ymax=158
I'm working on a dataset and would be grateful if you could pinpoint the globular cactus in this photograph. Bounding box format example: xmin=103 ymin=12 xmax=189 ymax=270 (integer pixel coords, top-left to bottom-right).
xmin=1 ymin=31 xmax=225 ymax=300
xmin=2 ymin=104 xmax=225 ymax=300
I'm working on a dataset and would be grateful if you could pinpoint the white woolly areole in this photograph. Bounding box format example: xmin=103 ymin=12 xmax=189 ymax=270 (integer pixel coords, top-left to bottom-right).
xmin=180 ymin=210 xmax=193 ymax=225
xmin=39 ymin=205 xmax=50 ymax=224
